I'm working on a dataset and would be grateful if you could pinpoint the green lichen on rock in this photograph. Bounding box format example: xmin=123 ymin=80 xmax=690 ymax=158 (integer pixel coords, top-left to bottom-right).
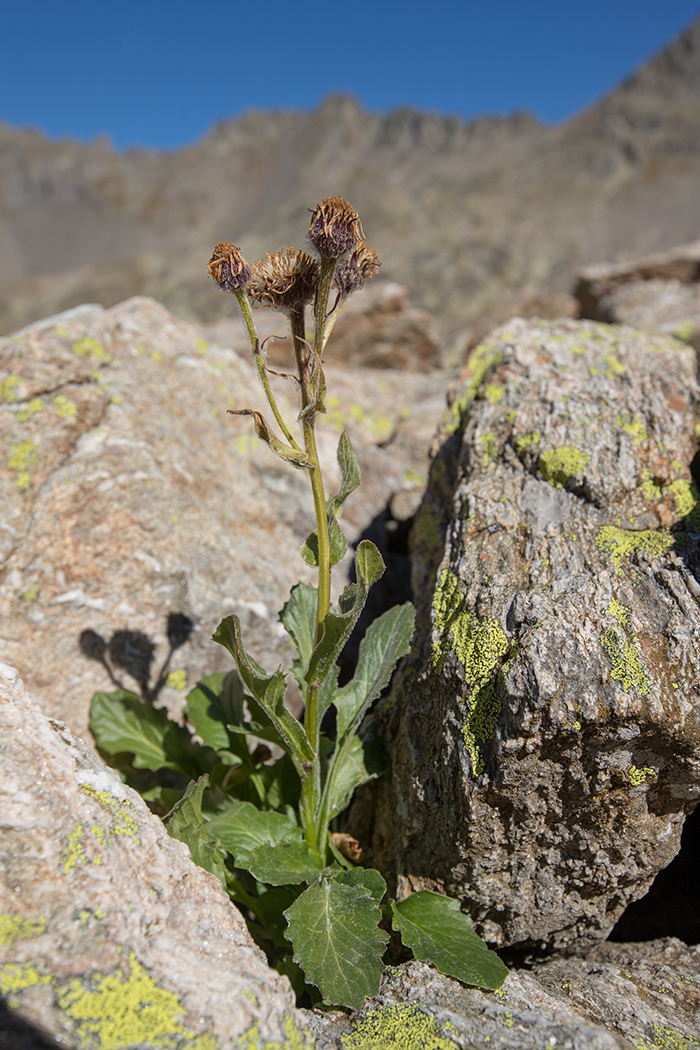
xmin=238 ymin=1014 xmax=313 ymax=1050
xmin=596 ymin=526 xmax=674 ymax=573
xmin=604 ymin=354 xmax=626 ymax=379
xmin=480 ymin=431 xmax=498 ymax=464
xmin=432 ymin=570 xmax=508 ymax=687
xmin=0 ymin=374 xmax=20 ymax=402
xmin=617 ymin=414 xmax=648 ymax=446
xmin=537 ymin=447 xmax=590 ymax=488
xmin=72 ymin=336 xmax=111 ymax=361
xmin=629 ymin=764 xmax=656 ymax=786
xmin=633 ymin=1021 xmax=700 ymax=1050
xmin=342 ymin=1002 xmax=459 ymax=1050
xmin=668 ymin=480 xmax=700 ymax=527
xmin=6 ymin=438 xmax=39 ymax=488
xmin=484 ymin=383 xmax=504 ymax=403
xmin=641 ymin=469 xmax=665 ymax=502
xmin=411 ymin=500 xmax=444 ymax=561
xmin=52 ymin=394 xmax=78 ymax=419
xmin=166 ymin=669 xmax=188 ymax=691
xmin=79 ymin=784 xmax=141 ymax=841
xmin=601 ymin=627 xmax=650 ymax=696
xmin=515 ymin=430 xmax=542 ymax=455
xmin=0 ymin=912 xmax=47 ymax=948
xmin=17 ymin=396 xmax=43 ymax=422
xmin=606 ymin=599 xmax=630 ymax=625
xmin=443 ymin=342 xmax=503 ymax=436
xmin=462 ymin=680 xmax=503 ymax=776
xmin=56 ymin=951 xmax=223 ymax=1050
xmin=0 ymin=962 xmax=52 ymax=999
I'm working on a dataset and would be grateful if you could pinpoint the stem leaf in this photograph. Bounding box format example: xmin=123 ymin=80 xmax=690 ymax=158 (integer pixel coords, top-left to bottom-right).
xmin=279 ymin=583 xmax=318 ymax=689
xmin=391 ymin=891 xmax=508 ymax=990
xmin=325 ymin=723 xmax=389 ymax=823
xmin=335 ymin=601 xmax=415 ymax=742
xmin=184 ymin=671 xmax=245 ymax=752
xmin=248 ymin=839 xmax=325 ymax=885
xmin=165 ymin=776 xmax=227 ymax=884
xmin=213 ymin=615 xmax=314 ymax=771
xmin=206 ymin=799 xmax=301 ymax=867
xmin=284 ymin=874 xmax=388 ymax=1008
xmin=231 ymin=409 xmax=309 ymax=468
xmin=306 ymin=540 xmax=385 ymax=687
xmin=300 ymin=431 xmax=360 ymax=567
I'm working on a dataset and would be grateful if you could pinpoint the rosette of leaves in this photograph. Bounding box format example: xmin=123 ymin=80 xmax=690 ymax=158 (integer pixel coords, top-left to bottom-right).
xmin=89 ymin=197 xmax=507 ymax=1008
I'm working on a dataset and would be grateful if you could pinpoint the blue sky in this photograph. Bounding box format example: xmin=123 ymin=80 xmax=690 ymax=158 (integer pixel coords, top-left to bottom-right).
xmin=1 ymin=1 xmax=698 ymax=151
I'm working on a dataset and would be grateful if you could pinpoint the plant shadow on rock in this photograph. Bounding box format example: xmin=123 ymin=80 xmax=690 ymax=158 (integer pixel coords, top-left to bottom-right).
xmin=79 ymin=612 xmax=195 ymax=704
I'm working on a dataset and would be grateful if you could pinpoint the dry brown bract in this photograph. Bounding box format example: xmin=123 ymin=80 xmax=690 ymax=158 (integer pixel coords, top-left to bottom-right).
xmin=207 ymin=242 xmax=252 ymax=292
xmin=334 ymin=242 xmax=380 ymax=297
xmin=248 ymin=248 xmax=320 ymax=310
xmin=307 ymin=196 xmax=363 ymax=259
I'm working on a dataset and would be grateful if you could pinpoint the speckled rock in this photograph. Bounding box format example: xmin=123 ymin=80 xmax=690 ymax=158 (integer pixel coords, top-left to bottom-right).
xmin=304 ymin=941 xmax=700 ymax=1050
xmin=0 ymin=296 xmax=443 ymax=740
xmin=0 ymin=661 xmax=313 ymax=1048
xmin=370 ymin=317 xmax=700 ymax=951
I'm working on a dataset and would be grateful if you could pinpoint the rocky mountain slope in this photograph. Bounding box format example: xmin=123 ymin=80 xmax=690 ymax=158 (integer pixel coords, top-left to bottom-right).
xmin=0 ymin=15 xmax=699 ymax=339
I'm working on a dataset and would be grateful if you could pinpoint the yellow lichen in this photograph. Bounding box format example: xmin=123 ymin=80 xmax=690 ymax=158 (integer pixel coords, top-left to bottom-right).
xmin=480 ymin=431 xmax=499 ymax=464
xmin=538 ymin=447 xmax=590 ymax=488
xmin=617 ymin=414 xmax=648 ymax=446
xmin=6 ymin=438 xmax=39 ymax=488
xmin=17 ymin=396 xmax=43 ymax=422
xmin=444 ymin=342 xmax=503 ymax=436
xmin=601 ymin=628 xmax=650 ymax=695
xmin=484 ymin=383 xmax=504 ymax=403
xmin=596 ymin=526 xmax=674 ymax=573
xmin=604 ymin=354 xmax=626 ymax=378
xmin=56 ymin=951 xmax=224 ymax=1050
xmin=72 ymin=336 xmax=111 ymax=361
xmin=52 ymin=394 xmax=78 ymax=418
xmin=166 ymin=669 xmax=188 ymax=691
xmin=432 ymin=570 xmax=508 ymax=687
xmin=668 ymin=480 xmax=700 ymax=526
xmin=22 ymin=582 xmax=40 ymax=602
xmin=606 ymin=599 xmax=630 ymax=625
xmin=633 ymin=1021 xmax=700 ymax=1050
xmin=0 ymin=962 xmax=52 ymax=998
xmin=0 ymin=374 xmax=21 ymax=402
xmin=342 ymin=1002 xmax=459 ymax=1050
xmin=462 ymin=680 xmax=503 ymax=776
xmin=641 ymin=469 xmax=665 ymax=502
xmin=629 ymin=764 xmax=656 ymax=786
xmin=79 ymin=784 xmax=141 ymax=840
xmin=0 ymin=912 xmax=47 ymax=948
xmin=515 ymin=431 xmax=542 ymax=454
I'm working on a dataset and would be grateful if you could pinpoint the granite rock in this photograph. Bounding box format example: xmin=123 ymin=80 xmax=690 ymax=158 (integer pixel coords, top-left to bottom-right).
xmin=371 ymin=317 xmax=700 ymax=951
xmin=0 ymin=662 xmax=312 ymax=1049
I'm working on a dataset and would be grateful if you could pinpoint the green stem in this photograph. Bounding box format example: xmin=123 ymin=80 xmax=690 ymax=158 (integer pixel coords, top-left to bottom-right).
xmin=234 ymin=289 xmax=302 ymax=453
xmin=313 ymin=257 xmax=337 ymax=359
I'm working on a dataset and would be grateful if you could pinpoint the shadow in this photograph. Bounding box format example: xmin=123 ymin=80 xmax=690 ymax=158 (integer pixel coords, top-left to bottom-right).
xmin=0 ymin=998 xmax=59 ymax=1049
xmin=79 ymin=612 xmax=195 ymax=703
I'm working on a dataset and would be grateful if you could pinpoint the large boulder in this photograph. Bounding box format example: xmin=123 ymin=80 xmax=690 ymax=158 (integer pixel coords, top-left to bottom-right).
xmin=0 ymin=662 xmax=312 ymax=1048
xmin=371 ymin=317 xmax=700 ymax=951
xmin=0 ymin=296 xmax=443 ymax=740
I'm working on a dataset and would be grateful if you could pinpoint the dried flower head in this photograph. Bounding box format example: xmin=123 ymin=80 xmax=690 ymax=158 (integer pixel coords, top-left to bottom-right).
xmin=334 ymin=243 xmax=380 ymax=297
xmin=207 ymin=242 xmax=252 ymax=292
xmin=248 ymin=248 xmax=320 ymax=310
xmin=307 ymin=196 xmax=363 ymax=259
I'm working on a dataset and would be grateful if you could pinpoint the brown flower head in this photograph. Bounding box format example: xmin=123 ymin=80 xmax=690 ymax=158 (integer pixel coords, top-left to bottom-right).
xmin=307 ymin=196 xmax=363 ymax=259
xmin=334 ymin=243 xmax=380 ymax=297
xmin=207 ymin=242 xmax=252 ymax=292
xmin=248 ymin=248 xmax=320 ymax=310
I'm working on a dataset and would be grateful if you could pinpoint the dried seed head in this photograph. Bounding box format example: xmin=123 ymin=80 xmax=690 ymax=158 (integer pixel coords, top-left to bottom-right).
xmin=307 ymin=196 xmax=363 ymax=259
xmin=334 ymin=243 xmax=380 ymax=297
xmin=248 ymin=248 xmax=320 ymax=310
xmin=207 ymin=242 xmax=252 ymax=292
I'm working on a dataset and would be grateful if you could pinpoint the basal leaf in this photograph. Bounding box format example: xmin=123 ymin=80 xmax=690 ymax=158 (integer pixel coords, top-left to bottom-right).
xmin=165 ymin=776 xmax=226 ymax=884
xmin=213 ymin=615 xmax=313 ymax=772
xmin=324 ymin=724 xmax=388 ymax=823
xmin=90 ymin=689 xmax=183 ymax=771
xmin=284 ymin=874 xmax=387 ymax=1008
xmin=306 ymin=541 xmax=385 ymax=688
xmin=335 ymin=602 xmax=415 ymax=742
xmin=391 ymin=891 xmax=508 ymax=990
xmin=184 ymin=671 xmax=245 ymax=751
xmin=205 ymin=799 xmax=301 ymax=867
xmin=336 ymin=866 xmax=387 ymax=902
xmin=248 ymin=840 xmax=325 ymax=885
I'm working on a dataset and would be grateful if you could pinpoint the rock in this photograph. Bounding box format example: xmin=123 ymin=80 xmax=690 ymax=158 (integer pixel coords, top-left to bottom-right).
xmin=575 ymin=240 xmax=700 ymax=351
xmin=0 ymin=297 xmax=445 ymax=741
xmin=0 ymin=662 xmax=312 ymax=1048
xmin=370 ymin=317 xmax=700 ymax=951
xmin=304 ymin=940 xmax=700 ymax=1050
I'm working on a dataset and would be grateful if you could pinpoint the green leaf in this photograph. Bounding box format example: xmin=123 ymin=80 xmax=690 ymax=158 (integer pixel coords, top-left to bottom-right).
xmin=284 ymin=873 xmax=388 ymax=1008
xmin=306 ymin=540 xmax=385 ymax=688
xmin=325 ymin=724 xmax=388 ymax=823
xmin=335 ymin=602 xmax=415 ymax=742
xmin=213 ymin=615 xmax=313 ymax=772
xmin=391 ymin=891 xmax=508 ymax=990
xmin=300 ymin=432 xmax=361 ymax=568
xmin=205 ymin=800 xmax=301 ymax=867
xmin=184 ymin=671 xmax=245 ymax=751
xmin=248 ymin=840 xmax=325 ymax=885
xmin=90 ymin=689 xmax=187 ymax=771
xmin=279 ymin=583 xmax=317 ymax=689
xmin=165 ymin=776 xmax=226 ymax=884
xmin=336 ymin=866 xmax=387 ymax=902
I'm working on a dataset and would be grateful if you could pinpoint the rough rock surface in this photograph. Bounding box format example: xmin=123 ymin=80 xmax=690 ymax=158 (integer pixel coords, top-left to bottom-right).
xmin=304 ymin=941 xmax=700 ymax=1050
xmin=576 ymin=239 xmax=700 ymax=350
xmin=370 ymin=317 xmax=700 ymax=951
xmin=0 ymin=296 xmax=444 ymax=740
xmin=0 ymin=662 xmax=311 ymax=1049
